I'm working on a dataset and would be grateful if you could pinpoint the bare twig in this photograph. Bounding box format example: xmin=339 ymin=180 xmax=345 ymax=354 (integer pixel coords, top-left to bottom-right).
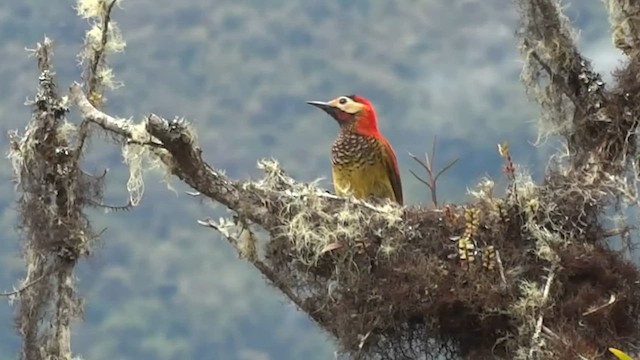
xmin=495 ymin=250 xmax=507 ymax=287
xmin=409 ymin=136 xmax=459 ymax=207
xmin=0 ymin=270 xmax=54 ymax=297
xmin=601 ymin=226 xmax=631 ymax=239
xmin=528 ymin=268 xmax=556 ymax=359
xmin=582 ymin=294 xmax=617 ymax=316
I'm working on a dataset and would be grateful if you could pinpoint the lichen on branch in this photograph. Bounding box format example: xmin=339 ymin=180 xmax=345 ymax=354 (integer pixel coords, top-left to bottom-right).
xmin=7 ymin=38 xmax=103 ymax=360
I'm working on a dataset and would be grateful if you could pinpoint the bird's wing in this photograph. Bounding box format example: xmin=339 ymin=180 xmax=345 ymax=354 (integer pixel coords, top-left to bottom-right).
xmin=380 ymin=138 xmax=403 ymax=205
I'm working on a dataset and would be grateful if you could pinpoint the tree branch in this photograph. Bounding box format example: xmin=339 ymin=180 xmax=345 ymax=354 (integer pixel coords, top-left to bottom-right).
xmin=70 ymin=82 xmax=132 ymax=137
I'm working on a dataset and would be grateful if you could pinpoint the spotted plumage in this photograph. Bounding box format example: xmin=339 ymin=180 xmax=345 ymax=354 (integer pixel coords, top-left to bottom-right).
xmin=307 ymin=94 xmax=403 ymax=205
xmin=331 ymin=132 xmax=381 ymax=167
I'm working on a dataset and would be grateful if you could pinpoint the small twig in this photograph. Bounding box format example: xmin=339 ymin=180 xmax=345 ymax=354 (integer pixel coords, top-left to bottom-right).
xmin=601 ymin=226 xmax=631 ymax=239
xmin=127 ymin=139 xmax=164 ymax=148
xmin=495 ymin=250 xmax=507 ymax=286
xmin=87 ymin=198 xmax=133 ymax=212
xmin=356 ymin=319 xmax=379 ymax=357
xmin=528 ymin=268 xmax=556 ymax=359
xmin=435 ymin=158 xmax=460 ymax=181
xmin=541 ymin=325 xmax=559 ymax=341
xmin=409 ymin=136 xmax=459 ymax=207
xmin=0 ymin=268 xmax=57 ymax=297
xmin=582 ymin=294 xmax=617 ymax=316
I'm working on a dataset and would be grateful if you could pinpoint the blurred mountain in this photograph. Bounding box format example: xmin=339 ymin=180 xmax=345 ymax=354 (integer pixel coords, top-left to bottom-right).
xmin=0 ymin=0 xmax=622 ymax=359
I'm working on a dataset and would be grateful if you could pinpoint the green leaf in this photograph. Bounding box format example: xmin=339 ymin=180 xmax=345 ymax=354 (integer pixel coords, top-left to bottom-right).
xmin=609 ymin=348 xmax=635 ymax=360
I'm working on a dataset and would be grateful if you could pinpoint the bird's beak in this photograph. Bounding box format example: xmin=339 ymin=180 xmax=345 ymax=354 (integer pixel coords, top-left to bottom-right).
xmin=306 ymin=100 xmax=334 ymax=112
xmin=306 ymin=100 xmax=340 ymax=120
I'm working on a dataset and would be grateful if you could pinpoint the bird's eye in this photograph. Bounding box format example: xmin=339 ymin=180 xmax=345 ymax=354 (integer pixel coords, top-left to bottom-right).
xmin=339 ymin=97 xmax=348 ymax=105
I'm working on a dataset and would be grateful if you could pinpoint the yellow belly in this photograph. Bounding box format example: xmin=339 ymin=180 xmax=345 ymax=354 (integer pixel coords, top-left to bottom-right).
xmin=332 ymin=163 xmax=396 ymax=202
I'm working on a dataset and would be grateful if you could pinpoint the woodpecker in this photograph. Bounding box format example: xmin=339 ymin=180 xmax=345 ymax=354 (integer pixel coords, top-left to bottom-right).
xmin=307 ymin=95 xmax=403 ymax=205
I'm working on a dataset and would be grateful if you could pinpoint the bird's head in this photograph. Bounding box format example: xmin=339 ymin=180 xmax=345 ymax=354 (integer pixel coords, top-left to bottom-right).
xmin=307 ymin=94 xmax=380 ymax=137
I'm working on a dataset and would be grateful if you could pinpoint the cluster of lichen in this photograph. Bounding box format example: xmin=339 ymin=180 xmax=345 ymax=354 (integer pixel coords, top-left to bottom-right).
xmin=604 ymin=0 xmax=640 ymax=55
xmin=253 ymin=159 xmax=404 ymax=267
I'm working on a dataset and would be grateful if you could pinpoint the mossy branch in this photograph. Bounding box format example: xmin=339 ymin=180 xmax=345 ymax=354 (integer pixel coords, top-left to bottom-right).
xmin=6 ymin=1 xmax=126 ymax=358
xmin=8 ymin=37 xmax=99 ymax=360
xmin=517 ymin=0 xmax=639 ymax=176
